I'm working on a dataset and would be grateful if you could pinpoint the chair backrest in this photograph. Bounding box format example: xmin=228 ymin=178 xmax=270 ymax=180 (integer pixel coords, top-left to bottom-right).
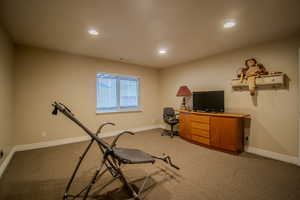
xmin=163 ymin=107 xmax=175 ymax=123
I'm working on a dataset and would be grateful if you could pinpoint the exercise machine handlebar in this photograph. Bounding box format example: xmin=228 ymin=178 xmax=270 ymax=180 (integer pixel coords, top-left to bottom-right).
xmin=52 ymin=102 xmax=74 ymax=116
xmin=111 ymin=131 xmax=135 ymax=147
xmin=96 ymin=122 xmax=115 ymax=136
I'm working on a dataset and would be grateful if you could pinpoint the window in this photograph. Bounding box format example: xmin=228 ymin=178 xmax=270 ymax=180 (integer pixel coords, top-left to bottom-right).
xmin=96 ymin=73 xmax=140 ymax=113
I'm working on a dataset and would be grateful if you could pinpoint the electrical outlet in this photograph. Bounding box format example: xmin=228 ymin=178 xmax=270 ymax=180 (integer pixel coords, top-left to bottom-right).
xmin=0 ymin=150 xmax=4 ymax=159
xmin=244 ymin=136 xmax=249 ymax=145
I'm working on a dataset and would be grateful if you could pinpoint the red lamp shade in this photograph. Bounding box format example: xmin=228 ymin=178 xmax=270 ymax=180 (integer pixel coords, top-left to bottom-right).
xmin=176 ymin=85 xmax=192 ymax=97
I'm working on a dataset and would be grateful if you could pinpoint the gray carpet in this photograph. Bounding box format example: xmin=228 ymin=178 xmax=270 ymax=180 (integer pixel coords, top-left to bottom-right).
xmin=0 ymin=129 xmax=300 ymax=200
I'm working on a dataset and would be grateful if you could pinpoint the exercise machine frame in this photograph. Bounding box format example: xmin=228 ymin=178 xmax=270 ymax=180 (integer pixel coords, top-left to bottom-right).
xmin=51 ymin=102 xmax=179 ymax=200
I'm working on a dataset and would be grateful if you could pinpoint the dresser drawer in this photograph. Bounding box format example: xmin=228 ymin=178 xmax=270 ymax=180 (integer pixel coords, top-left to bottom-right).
xmin=190 ymin=115 xmax=210 ymax=124
xmin=191 ymin=135 xmax=210 ymax=145
xmin=190 ymin=128 xmax=210 ymax=138
xmin=190 ymin=121 xmax=210 ymax=131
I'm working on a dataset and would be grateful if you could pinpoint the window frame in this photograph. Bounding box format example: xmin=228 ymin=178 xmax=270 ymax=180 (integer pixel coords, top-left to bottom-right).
xmin=96 ymin=73 xmax=141 ymax=114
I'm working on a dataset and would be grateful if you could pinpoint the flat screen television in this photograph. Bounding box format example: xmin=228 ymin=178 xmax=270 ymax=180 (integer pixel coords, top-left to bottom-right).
xmin=193 ymin=90 xmax=224 ymax=113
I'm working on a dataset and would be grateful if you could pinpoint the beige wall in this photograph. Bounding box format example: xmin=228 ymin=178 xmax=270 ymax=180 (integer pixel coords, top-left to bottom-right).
xmin=14 ymin=46 xmax=160 ymax=145
xmin=9 ymin=35 xmax=300 ymax=158
xmin=160 ymin=36 xmax=300 ymax=157
xmin=0 ymin=27 xmax=14 ymax=164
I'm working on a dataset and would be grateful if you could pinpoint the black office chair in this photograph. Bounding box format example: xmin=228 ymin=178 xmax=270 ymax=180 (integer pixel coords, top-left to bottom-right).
xmin=161 ymin=107 xmax=179 ymax=138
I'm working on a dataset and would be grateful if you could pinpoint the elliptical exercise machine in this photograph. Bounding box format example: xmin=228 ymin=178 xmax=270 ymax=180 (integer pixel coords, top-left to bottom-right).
xmin=51 ymin=102 xmax=179 ymax=200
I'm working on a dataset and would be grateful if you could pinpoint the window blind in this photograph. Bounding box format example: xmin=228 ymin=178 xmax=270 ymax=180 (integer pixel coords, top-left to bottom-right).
xmin=96 ymin=73 xmax=139 ymax=112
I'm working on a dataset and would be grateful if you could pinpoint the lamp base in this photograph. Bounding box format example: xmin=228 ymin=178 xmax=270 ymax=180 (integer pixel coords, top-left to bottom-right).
xmin=180 ymin=97 xmax=187 ymax=110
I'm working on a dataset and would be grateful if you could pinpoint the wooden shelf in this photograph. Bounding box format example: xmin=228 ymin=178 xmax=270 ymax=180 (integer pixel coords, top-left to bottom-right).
xmin=231 ymin=74 xmax=286 ymax=90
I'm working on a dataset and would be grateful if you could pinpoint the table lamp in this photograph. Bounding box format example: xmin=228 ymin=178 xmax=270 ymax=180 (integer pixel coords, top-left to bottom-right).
xmin=176 ymin=85 xmax=192 ymax=110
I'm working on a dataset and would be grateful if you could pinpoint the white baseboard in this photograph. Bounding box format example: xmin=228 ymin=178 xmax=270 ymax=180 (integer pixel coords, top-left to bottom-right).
xmin=1 ymin=126 xmax=298 ymax=178
xmin=0 ymin=147 xmax=17 ymax=178
xmin=14 ymin=135 xmax=91 ymax=152
xmin=15 ymin=125 xmax=161 ymax=152
xmin=161 ymin=125 xmax=299 ymax=166
xmin=245 ymin=146 xmax=299 ymax=166
xmin=0 ymin=125 xmax=161 ymax=178
xmin=158 ymin=124 xmax=165 ymax=129
xmin=130 ymin=125 xmax=161 ymax=133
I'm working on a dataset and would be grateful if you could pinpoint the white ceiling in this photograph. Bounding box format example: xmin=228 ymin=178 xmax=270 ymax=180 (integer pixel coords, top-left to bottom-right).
xmin=1 ymin=0 xmax=300 ymax=68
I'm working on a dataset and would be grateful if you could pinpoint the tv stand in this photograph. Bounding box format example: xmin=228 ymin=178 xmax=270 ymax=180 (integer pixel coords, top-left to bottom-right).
xmin=194 ymin=110 xmax=223 ymax=114
xmin=179 ymin=110 xmax=250 ymax=153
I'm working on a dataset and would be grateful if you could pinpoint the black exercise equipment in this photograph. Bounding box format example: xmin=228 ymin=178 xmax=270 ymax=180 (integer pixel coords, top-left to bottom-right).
xmin=51 ymin=102 xmax=179 ymax=200
xmin=161 ymin=107 xmax=179 ymax=138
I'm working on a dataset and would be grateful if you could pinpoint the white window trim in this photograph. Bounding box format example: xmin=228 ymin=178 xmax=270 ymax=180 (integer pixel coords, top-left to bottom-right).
xmin=96 ymin=73 xmax=141 ymax=114
xmin=96 ymin=109 xmax=142 ymax=115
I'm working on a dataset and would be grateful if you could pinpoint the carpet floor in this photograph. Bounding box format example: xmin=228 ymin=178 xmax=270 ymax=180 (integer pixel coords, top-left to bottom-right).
xmin=0 ymin=129 xmax=299 ymax=200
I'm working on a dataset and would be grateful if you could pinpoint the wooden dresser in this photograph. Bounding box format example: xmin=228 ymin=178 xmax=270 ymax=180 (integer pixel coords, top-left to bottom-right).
xmin=179 ymin=110 xmax=249 ymax=153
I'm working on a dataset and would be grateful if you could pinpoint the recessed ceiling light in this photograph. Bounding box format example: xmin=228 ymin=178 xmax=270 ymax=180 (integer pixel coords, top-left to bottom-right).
xmin=223 ymin=20 xmax=236 ymax=28
xmin=159 ymin=49 xmax=167 ymax=54
xmin=88 ymin=29 xmax=99 ymax=36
